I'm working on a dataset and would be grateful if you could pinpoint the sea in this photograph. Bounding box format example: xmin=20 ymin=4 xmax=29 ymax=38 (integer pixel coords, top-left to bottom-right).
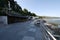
xmin=44 ymin=19 xmax=60 ymax=24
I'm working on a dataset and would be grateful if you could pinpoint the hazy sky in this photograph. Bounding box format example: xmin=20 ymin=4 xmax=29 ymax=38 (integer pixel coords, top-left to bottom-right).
xmin=14 ymin=0 xmax=60 ymax=17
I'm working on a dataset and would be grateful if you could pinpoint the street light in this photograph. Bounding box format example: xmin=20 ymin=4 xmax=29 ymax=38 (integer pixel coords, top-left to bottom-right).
xmin=8 ymin=1 xmax=11 ymax=10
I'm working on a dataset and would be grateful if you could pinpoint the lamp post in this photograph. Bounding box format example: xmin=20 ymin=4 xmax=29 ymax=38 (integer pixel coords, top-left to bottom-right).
xmin=8 ymin=1 xmax=11 ymax=14
xmin=8 ymin=1 xmax=11 ymax=10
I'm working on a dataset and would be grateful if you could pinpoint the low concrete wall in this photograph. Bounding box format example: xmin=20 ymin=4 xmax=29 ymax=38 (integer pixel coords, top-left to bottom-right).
xmin=0 ymin=16 xmax=8 ymax=24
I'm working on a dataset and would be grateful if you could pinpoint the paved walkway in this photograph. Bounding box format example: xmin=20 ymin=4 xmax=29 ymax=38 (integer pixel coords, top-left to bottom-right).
xmin=0 ymin=20 xmax=48 ymax=40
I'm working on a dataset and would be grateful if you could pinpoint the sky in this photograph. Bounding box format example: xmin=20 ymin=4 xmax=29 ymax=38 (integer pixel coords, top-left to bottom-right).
xmin=14 ymin=0 xmax=60 ymax=17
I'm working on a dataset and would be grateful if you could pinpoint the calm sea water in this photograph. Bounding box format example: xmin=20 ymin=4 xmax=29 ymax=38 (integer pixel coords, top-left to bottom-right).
xmin=44 ymin=19 xmax=60 ymax=24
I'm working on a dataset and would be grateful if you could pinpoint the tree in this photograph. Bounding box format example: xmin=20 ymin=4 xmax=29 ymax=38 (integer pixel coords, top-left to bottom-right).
xmin=23 ymin=9 xmax=29 ymax=16
xmin=25 ymin=11 xmax=31 ymax=16
xmin=0 ymin=0 xmax=8 ymax=9
xmin=23 ymin=9 xmax=28 ymax=13
xmin=0 ymin=0 xmax=37 ymax=16
xmin=22 ymin=9 xmax=37 ymax=16
xmin=31 ymin=13 xmax=36 ymax=16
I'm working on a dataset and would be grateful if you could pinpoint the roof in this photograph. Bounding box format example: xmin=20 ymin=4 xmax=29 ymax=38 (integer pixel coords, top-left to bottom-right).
xmin=8 ymin=11 xmax=22 ymax=17
xmin=0 ymin=11 xmax=28 ymax=18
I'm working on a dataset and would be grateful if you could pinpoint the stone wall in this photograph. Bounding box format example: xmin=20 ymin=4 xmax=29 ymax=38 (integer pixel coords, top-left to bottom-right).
xmin=0 ymin=16 xmax=8 ymax=24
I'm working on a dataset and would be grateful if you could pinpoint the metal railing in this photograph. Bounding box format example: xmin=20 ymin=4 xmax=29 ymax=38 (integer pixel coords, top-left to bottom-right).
xmin=40 ymin=21 xmax=57 ymax=40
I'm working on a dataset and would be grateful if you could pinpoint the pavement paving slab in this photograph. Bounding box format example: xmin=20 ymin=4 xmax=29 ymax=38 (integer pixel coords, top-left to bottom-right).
xmin=0 ymin=20 xmax=49 ymax=40
xmin=22 ymin=36 xmax=35 ymax=40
